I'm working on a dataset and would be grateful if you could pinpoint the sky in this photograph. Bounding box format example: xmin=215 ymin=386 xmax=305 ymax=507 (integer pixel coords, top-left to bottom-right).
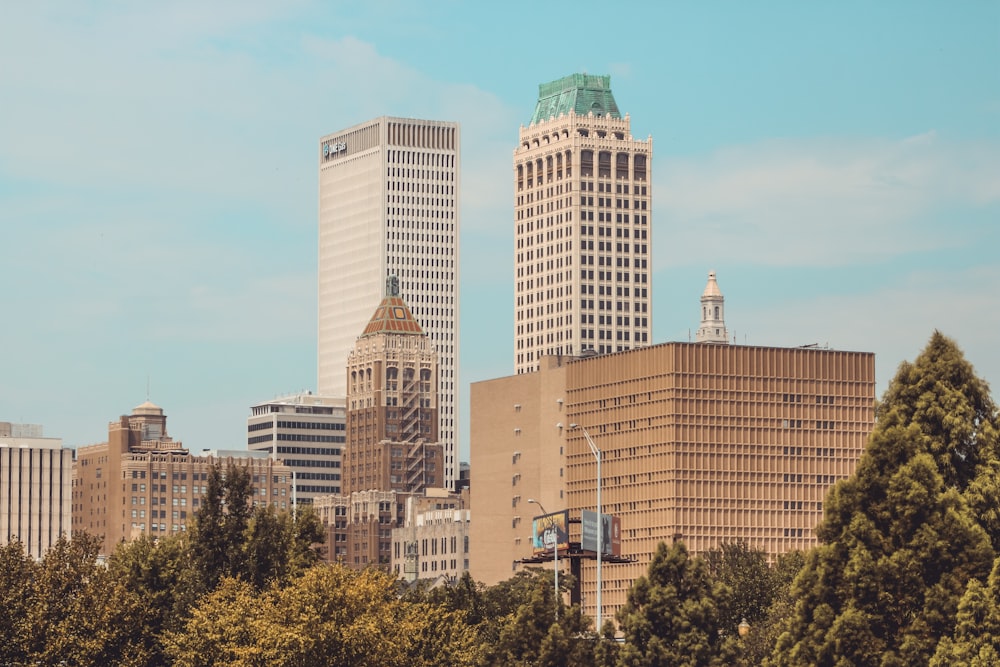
xmin=2 ymin=1 xmax=998 ymax=461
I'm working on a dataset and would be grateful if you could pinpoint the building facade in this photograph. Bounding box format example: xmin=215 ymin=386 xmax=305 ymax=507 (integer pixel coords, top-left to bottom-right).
xmin=314 ymin=490 xmax=402 ymax=568
xmin=0 ymin=423 xmax=73 ymax=558
xmin=248 ymin=393 xmax=345 ymax=503
xmin=73 ymin=401 xmax=294 ymax=556
xmin=392 ymin=488 xmax=470 ymax=582
xmin=344 ymin=277 xmax=443 ymax=495
xmin=318 ymin=116 xmax=460 ymax=489
xmin=514 ymin=74 xmax=652 ymax=374
xmin=313 ymin=281 xmax=446 ymax=570
xmin=471 ymin=343 xmax=875 ymax=622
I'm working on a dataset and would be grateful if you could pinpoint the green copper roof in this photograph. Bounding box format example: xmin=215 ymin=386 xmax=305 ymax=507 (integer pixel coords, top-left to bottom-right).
xmin=529 ymin=73 xmax=621 ymax=125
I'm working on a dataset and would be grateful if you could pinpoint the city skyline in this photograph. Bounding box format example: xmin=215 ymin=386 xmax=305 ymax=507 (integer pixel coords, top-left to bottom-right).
xmin=2 ymin=2 xmax=998 ymax=461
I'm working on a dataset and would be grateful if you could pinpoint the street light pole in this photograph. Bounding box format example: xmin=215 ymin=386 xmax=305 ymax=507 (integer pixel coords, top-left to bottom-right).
xmin=570 ymin=423 xmax=602 ymax=635
xmin=527 ymin=498 xmax=558 ymax=618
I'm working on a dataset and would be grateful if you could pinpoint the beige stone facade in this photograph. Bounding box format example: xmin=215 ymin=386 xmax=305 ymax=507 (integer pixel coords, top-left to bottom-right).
xmin=314 ymin=490 xmax=401 ymax=568
xmin=0 ymin=425 xmax=73 ymax=558
xmin=471 ymin=343 xmax=874 ymax=622
xmin=392 ymin=487 xmax=470 ymax=582
xmin=514 ymin=74 xmax=652 ymax=375
xmin=73 ymin=401 xmax=293 ymax=556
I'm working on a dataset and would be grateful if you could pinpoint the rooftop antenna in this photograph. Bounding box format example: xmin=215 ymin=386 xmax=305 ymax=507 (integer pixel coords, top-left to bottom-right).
xmin=146 ymin=374 xmax=150 ymax=401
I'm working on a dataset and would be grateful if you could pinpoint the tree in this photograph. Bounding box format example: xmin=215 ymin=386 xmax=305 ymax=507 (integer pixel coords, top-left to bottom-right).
xmin=188 ymin=462 xmax=253 ymax=592
xmin=26 ymin=533 xmax=153 ymax=666
xmin=243 ymin=502 xmax=326 ymax=589
xmin=740 ymin=550 xmax=804 ymax=665
xmin=930 ymin=556 xmax=1000 ymax=666
xmin=617 ymin=541 xmax=736 ymax=667
xmin=107 ymin=532 xmax=201 ymax=663
xmin=494 ymin=578 xmax=594 ymax=667
xmin=0 ymin=540 xmax=35 ymax=665
xmin=770 ymin=332 xmax=1000 ymax=667
xmin=705 ymin=542 xmax=804 ymax=666
xmin=161 ymin=576 xmax=265 ymax=667
xmin=165 ymin=564 xmax=482 ymax=667
xmin=704 ymin=541 xmax=775 ymax=633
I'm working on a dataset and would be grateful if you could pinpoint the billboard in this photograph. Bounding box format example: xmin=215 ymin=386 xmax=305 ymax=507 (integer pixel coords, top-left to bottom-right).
xmin=581 ymin=510 xmax=621 ymax=557
xmin=531 ymin=510 xmax=570 ymax=555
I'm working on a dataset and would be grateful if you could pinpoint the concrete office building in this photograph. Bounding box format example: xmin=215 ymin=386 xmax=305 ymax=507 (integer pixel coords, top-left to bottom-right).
xmin=74 ymin=401 xmax=294 ymax=556
xmin=248 ymin=393 xmax=345 ymax=504
xmin=0 ymin=423 xmax=73 ymax=558
xmin=514 ymin=73 xmax=652 ymax=375
xmin=318 ymin=116 xmax=460 ymax=489
xmin=471 ymin=342 xmax=875 ymax=622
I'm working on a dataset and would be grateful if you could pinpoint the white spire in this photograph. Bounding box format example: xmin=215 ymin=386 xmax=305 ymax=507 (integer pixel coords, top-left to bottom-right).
xmin=696 ymin=270 xmax=730 ymax=344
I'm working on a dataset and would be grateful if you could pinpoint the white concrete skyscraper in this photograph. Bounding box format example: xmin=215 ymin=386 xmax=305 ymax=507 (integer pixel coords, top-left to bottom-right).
xmin=514 ymin=74 xmax=652 ymax=374
xmin=318 ymin=117 xmax=460 ymax=488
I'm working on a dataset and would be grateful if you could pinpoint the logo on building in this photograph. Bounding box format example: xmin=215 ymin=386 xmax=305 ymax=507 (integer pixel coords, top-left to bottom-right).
xmin=323 ymin=141 xmax=347 ymax=158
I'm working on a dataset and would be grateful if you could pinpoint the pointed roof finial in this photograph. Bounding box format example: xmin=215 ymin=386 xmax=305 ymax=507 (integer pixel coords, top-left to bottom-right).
xmin=362 ymin=276 xmax=423 ymax=337
xmin=702 ymin=270 xmax=722 ymax=298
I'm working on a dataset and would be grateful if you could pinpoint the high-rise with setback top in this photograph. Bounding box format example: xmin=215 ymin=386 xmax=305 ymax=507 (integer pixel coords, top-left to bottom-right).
xmin=318 ymin=117 xmax=460 ymax=488
xmin=514 ymin=74 xmax=652 ymax=374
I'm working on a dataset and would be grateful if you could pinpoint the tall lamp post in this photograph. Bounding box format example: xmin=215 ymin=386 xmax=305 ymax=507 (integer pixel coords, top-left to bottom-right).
xmin=569 ymin=423 xmax=602 ymax=634
xmin=527 ymin=498 xmax=558 ymax=618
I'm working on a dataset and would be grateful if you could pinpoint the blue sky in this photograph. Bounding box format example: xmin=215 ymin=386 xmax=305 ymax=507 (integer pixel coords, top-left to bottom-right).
xmin=2 ymin=1 xmax=998 ymax=460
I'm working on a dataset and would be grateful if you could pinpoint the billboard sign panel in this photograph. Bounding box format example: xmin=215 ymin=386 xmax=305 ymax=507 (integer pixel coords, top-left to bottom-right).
xmin=531 ymin=510 xmax=569 ymax=555
xmin=582 ymin=510 xmax=620 ymax=556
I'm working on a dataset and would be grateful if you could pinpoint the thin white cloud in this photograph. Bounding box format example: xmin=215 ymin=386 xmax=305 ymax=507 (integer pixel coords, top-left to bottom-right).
xmin=655 ymin=133 xmax=1000 ymax=269
xmin=730 ymin=265 xmax=1000 ymax=394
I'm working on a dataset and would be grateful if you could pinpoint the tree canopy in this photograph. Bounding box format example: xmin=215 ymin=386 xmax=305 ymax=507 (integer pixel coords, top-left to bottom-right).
xmin=617 ymin=541 xmax=736 ymax=667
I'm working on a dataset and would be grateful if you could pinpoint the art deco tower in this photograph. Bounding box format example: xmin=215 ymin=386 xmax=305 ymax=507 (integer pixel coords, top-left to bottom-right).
xmin=514 ymin=74 xmax=652 ymax=374
xmin=344 ymin=277 xmax=444 ymax=495
xmin=318 ymin=117 xmax=459 ymax=487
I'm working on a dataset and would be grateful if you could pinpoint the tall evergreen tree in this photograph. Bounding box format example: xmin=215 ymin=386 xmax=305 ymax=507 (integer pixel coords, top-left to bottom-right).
xmin=930 ymin=556 xmax=1000 ymax=666
xmin=188 ymin=462 xmax=253 ymax=591
xmin=770 ymin=332 xmax=1000 ymax=667
xmin=617 ymin=541 xmax=736 ymax=667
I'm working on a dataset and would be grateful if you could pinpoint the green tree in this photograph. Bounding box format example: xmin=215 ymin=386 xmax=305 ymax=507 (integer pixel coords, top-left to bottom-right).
xmin=0 ymin=540 xmax=35 ymax=665
xmin=742 ymin=551 xmax=804 ymax=665
xmin=188 ymin=462 xmax=253 ymax=591
xmin=617 ymin=541 xmax=736 ymax=667
xmin=704 ymin=541 xmax=774 ymax=633
xmin=26 ymin=533 xmax=153 ymax=666
xmin=705 ymin=542 xmax=804 ymax=666
xmin=244 ymin=502 xmax=326 ymax=589
xmin=770 ymin=332 xmax=1000 ymax=667
xmin=161 ymin=576 xmax=265 ymax=667
xmin=107 ymin=532 xmax=201 ymax=663
xmin=930 ymin=556 xmax=1000 ymax=666
xmin=165 ymin=564 xmax=482 ymax=667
